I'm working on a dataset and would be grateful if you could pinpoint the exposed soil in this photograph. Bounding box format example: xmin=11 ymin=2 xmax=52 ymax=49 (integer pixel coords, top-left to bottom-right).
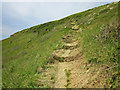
xmin=53 ymin=56 xmax=109 ymax=88
xmin=39 ymin=24 xmax=110 ymax=88
xmin=54 ymin=62 xmax=67 ymax=88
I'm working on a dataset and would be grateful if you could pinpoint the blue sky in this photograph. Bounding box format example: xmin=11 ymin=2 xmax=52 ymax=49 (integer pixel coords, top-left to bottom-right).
xmin=1 ymin=1 xmax=115 ymax=40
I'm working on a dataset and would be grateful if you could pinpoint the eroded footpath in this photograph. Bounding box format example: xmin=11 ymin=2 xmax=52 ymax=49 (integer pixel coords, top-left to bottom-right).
xmin=38 ymin=23 xmax=109 ymax=88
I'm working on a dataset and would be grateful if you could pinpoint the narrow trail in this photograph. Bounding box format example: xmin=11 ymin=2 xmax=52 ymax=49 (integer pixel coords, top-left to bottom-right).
xmin=54 ymin=62 xmax=68 ymax=88
xmin=41 ymin=23 xmax=109 ymax=88
xmin=53 ymin=23 xmax=83 ymax=88
xmin=54 ymin=55 xmax=108 ymax=88
xmin=54 ymin=59 xmax=83 ymax=88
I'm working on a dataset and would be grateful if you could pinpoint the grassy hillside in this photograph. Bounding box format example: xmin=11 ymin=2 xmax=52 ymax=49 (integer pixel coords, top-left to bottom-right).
xmin=2 ymin=2 xmax=119 ymax=88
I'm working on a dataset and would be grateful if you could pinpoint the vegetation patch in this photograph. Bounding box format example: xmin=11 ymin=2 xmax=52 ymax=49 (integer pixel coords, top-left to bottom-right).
xmin=64 ymin=69 xmax=71 ymax=88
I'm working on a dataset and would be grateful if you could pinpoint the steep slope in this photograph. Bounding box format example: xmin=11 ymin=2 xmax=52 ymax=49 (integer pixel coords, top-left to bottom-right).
xmin=2 ymin=1 xmax=119 ymax=88
xmin=42 ymin=24 xmax=111 ymax=88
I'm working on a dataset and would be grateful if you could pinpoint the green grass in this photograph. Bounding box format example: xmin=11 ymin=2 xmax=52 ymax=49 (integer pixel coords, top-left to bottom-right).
xmin=74 ymin=2 xmax=119 ymax=88
xmin=2 ymin=23 xmax=71 ymax=88
xmin=64 ymin=69 xmax=71 ymax=88
xmin=2 ymin=1 xmax=120 ymax=88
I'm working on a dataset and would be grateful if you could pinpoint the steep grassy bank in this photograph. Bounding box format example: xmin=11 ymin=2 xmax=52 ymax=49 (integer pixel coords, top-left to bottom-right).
xmin=75 ymin=2 xmax=119 ymax=88
xmin=2 ymin=1 xmax=119 ymax=88
xmin=2 ymin=21 xmax=72 ymax=88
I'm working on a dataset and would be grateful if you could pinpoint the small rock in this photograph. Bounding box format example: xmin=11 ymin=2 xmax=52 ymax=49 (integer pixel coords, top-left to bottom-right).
xmin=110 ymin=7 xmax=113 ymax=10
xmin=71 ymin=22 xmax=76 ymax=25
xmin=72 ymin=25 xmax=79 ymax=30
xmin=37 ymin=67 xmax=43 ymax=74
xmin=38 ymin=81 xmax=44 ymax=86
xmin=107 ymin=5 xmax=109 ymax=7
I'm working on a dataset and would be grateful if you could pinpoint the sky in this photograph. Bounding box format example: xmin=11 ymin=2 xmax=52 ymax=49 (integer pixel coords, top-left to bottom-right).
xmin=1 ymin=0 xmax=118 ymax=40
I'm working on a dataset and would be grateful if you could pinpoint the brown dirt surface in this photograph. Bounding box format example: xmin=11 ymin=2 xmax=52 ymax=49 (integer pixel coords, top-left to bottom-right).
xmin=54 ymin=56 xmax=109 ymax=88
xmin=52 ymin=48 xmax=81 ymax=62
xmin=63 ymin=40 xmax=79 ymax=49
xmin=40 ymin=28 xmax=109 ymax=88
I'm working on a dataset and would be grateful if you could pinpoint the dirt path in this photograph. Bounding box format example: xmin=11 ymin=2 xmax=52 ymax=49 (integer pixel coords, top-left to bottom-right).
xmin=54 ymin=59 xmax=81 ymax=88
xmin=53 ymin=24 xmax=83 ymax=88
xmin=54 ymin=57 xmax=108 ymax=88
xmin=54 ymin=62 xmax=68 ymax=88
xmin=42 ymin=24 xmax=109 ymax=88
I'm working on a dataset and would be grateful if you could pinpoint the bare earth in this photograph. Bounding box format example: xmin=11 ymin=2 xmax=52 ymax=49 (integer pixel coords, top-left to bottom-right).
xmin=53 ymin=56 xmax=109 ymax=88
xmin=40 ymin=26 xmax=109 ymax=88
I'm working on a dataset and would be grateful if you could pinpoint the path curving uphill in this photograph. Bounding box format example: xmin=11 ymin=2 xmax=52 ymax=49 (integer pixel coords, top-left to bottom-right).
xmin=49 ymin=23 xmax=108 ymax=88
